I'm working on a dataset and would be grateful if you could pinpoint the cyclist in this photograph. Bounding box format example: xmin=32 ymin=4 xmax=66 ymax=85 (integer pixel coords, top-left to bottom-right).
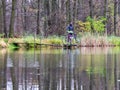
xmin=66 ymin=23 xmax=74 ymax=42
xmin=67 ymin=23 xmax=74 ymax=34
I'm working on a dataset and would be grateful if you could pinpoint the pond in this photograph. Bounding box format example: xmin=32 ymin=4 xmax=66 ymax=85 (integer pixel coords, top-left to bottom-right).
xmin=0 ymin=47 xmax=120 ymax=90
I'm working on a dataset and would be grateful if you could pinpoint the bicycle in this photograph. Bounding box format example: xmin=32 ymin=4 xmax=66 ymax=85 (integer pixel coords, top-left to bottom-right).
xmin=66 ymin=32 xmax=76 ymax=45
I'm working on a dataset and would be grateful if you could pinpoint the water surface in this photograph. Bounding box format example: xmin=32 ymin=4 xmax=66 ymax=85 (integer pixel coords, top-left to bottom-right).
xmin=0 ymin=47 xmax=120 ymax=90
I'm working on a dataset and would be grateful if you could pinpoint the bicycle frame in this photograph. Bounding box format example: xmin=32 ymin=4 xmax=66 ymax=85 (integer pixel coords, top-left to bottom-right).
xmin=67 ymin=33 xmax=74 ymax=45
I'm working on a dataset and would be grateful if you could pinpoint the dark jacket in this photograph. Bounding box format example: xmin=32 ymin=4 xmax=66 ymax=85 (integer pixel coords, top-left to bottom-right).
xmin=67 ymin=24 xmax=74 ymax=31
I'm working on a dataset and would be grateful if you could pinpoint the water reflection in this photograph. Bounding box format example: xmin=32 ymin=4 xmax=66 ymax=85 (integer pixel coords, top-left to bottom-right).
xmin=0 ymin=47 xmax=120 ymax=90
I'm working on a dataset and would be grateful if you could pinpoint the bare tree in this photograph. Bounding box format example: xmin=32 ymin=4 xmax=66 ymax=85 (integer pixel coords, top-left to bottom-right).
xmin=15 ymin=0 xmax=24 ymax=36
xmin=73 ymin=0 xmax=77 ymax=24
xmin=66 ymin=0 xmax=71 ymax=24
xmin=9 ymin=0 xmax=17 ymax=37
xmin=36 ymin=0 xmax=40 ymax=35
xmin=89 ymin=0 xmax=94 ymax=33
xmin=114 ymin=0 xmax=118 ymax=35
xmin=22 ymin=0 xmax=28 ymax=36
xmin=44 ymin=0 xmax=50 ymax=36
xmin=0 ymin=1 xmax=3 ymax=34
xmin=104 ymin=0 xmax=108 ymax=35
xmin=1 ymin=0 xmax=7 ymax=37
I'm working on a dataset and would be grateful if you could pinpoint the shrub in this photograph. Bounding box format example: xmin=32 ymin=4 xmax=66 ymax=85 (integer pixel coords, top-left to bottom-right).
xmin=75 ymin=21 xmax=91 ymax=33
xmin=75 ymin=16 xmax=106 ymax=34
xmin=86 ymin=16 xmax=106 ymax=33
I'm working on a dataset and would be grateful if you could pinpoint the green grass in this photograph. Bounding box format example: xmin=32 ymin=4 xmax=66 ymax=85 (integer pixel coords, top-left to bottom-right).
xmin=0 ymin=36 xmax=64 ymax=49
xmin=108 ymin=36 xmax=120 ymax=46
xmin=41 ymin=35 xmax=64 ymax=45
xmin=23 ymin=36 xmax=40 ymax=44
xmin=48 ymin=36 xmax=63 ymax=45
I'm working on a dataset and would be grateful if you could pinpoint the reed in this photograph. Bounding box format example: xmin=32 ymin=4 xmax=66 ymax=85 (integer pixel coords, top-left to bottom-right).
xmin=80 ymin=35 xmax=110 ymax=47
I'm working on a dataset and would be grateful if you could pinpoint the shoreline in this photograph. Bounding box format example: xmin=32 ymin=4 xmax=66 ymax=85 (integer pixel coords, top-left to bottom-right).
xmin=0 ymin=37 xmax=119 ymax=49
xmin=0 ymin=42 xmax=117 ymax=49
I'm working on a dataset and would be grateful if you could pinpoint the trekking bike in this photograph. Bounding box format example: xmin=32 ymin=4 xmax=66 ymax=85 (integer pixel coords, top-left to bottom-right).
xmin=66 ymin=33 xmax=76 ymax=45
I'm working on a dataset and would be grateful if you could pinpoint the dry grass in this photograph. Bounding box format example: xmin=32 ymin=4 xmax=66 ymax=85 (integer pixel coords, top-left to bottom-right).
xmin=0 ymin=39 xmax=7 ymax=48
xmin=80 ymin=36 xmax=110 ymax=47
xmin=8 ymin=38 xmax=24 ymax=43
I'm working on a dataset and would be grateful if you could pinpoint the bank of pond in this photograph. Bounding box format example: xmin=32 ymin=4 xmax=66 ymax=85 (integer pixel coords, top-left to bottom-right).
xmin=0 ymin=35 xmax=120 ymax=49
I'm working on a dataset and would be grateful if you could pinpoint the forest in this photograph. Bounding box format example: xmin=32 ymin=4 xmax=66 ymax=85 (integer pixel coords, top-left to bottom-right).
xmin=0 ymin=0 xmax=120 ymax=48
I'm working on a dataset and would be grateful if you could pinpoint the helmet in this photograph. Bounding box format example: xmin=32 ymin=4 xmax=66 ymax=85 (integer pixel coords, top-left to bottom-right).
xmin=70 ymin=23 xmax=72 ymax=26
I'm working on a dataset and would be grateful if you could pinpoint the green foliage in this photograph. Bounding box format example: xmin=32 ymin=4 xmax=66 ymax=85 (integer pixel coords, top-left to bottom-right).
xmin=75 ymin=21 xmax=91 ymax=32
xmin=76 ymin=16 xmax=106 ymax=34
xmin=86 ymin=16 xmax=106 ymax=33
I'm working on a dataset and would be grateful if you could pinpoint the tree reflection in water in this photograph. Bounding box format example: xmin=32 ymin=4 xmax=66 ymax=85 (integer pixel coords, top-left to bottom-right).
xmin=0 ymin=47 xmax=120 ymax=90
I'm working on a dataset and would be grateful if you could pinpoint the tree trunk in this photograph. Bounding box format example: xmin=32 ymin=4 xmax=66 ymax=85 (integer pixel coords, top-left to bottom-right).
xmin=114 ymin=0 xmax=117 ymax=35
xmin=44 ymin=0 xmax=50 ymax=37
xmin=118 ymin=0 xmax=120 ymax=35
xmin=89 ymin=0 xmax=94 ymax=33
xmin=66 ymin=0 xmax=71 ymax=24
xmin=1 ymin=0 xmax=7 ymax=37
xmin=23 ymin=0 xmax=27 ymax=36
xmin=16 ymin=0 xmax=23 ymax=37
xmin=104 ymin=0 xmax=108 ymax=35
xmin=37 ymin=0 xmax=40 ymax=35
xmin=104 ymin=0 xmax=107 ymax=18
xmin=0 ymin=1 xmax=3 ymax=34
xmin=9 ymin=0 xmax=17 ymax=38
xmin=73 ymin=0 xmax=77 ymax=24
